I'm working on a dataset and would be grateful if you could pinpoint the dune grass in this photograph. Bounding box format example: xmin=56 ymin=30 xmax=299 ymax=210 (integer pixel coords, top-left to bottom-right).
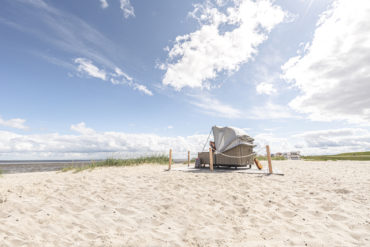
xmin=62 ymin=155 xmax=172 ymax=173
xmin=0 ymin=169 xmax=2 ymax=177
xmin=256 ymin=155 xmax=286 ymax=161
xmin=183 ymin=158 xmax=196 ymax=164
xmin=303 ymin=151 xmax=370 ymax=161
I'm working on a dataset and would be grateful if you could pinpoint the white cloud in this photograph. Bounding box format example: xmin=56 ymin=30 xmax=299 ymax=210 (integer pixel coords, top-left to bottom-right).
xmin=1 ymin=0 xmax=119 ymax=69
xmin=254 ymin=133 xmax=293 ymax=155
xmin=75 ymin=58 xmax=107 ymax=80
xmin=249 ymin=102 xmax=299 ymax=119
xmin=256 ymin=82 xmax=277 ymax=95
xmin=99 ymin=0 xmax=109 ymax=9
xmin=132 ymin=84 xmax=153 ymax=96
xmin=1 ymin=0 xmax=138 ymax=82
xmin=0 ymin=116 xmax=28 ymax=130
xmin=120 ymin=0 xmax=135 ymax=19
xmin=190 ymin=94 xmax=242 ymax=119
xmin=0 ymin=123 xmax=207 ymax=160
xmin=113 ymin=67 xmax=133 ymax=82
xmin=188 ymin=95 xmax=298 ymax=120
xmin=1 ymin=122 xmax=369 ymax=159
xmin=72 ymin=59 xmax=153 ymax=95
xmin=1 ymin=0 xmax=149 ymax=96
xmin=168 ymin=125 xmax=173 ymax=129
xmin=254 ymin=127 xmax=370 ymax=156
xmin=112 ymin=67 xmax=153 ymax=96
xmin=282 ymin=0 xmax=370 ymax=124
xmin=71 ymin=122 xmax=95 ymax=135
xmin=294 ymin=128 xmax=370 ymax=155
xmin=161 ymin=0 xmax=286 ymax=90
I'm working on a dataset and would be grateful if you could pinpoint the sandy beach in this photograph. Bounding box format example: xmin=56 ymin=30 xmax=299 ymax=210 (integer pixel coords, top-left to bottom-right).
xmin=0 ymin=160 xmax=369 ymax=246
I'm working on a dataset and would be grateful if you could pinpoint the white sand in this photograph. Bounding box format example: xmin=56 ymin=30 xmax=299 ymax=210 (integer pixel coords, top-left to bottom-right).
xmin=0 ymin=160 xmax=369 ymax=246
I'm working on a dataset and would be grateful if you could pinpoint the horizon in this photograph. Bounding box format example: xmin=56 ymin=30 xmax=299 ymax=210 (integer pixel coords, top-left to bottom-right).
xmin=1 ymin=0 xmax=370 ymax=160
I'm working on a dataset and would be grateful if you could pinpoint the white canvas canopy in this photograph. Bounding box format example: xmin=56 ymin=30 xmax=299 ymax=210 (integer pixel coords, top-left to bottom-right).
xmin=212 ymin=126 xmax=254 ymax=153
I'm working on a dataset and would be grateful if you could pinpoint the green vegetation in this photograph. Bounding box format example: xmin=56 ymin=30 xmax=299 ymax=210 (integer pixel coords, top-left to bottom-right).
xmin=61 ymin=166 xmax=75 ymax=172
xmin=61 ymin=155 xmax=172 ymax=173
xmin=183 ymin=158 xmax=196 ymax=164
xmin=302 ymin=151 xmax=370 ymax=161
xmin=256 ymin=155 xmax=286 ymax=161
xmin=0 ymin=169 xmax=2 ymax=177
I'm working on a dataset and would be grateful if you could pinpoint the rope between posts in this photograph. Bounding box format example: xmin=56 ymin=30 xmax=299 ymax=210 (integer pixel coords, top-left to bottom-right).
xmin=202 ymin=129 xmax=213 ymax=152
xmin=210 ymin=148 xmax=257 ymax=159
xmin=215 ymin=151 xmax=256 ymax=159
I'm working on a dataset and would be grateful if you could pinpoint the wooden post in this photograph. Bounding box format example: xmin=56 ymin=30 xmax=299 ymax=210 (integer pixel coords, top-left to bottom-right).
xmin=266 ymin=145 xmax=273 ymax=174
xmin=168 ymin=149 xmax=172 ymax=170
xmin=187 ymin=151 xmax=190 ymax=167
xmin=209 ymin=147 xmax=214 ymax=171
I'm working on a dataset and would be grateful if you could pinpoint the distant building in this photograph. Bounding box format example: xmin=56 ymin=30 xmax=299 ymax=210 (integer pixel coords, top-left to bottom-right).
xmin=271 ymin=151 xmax=301 ymax=160
xmin=282 ymin=151 xmax=301 ymax=160
xmin=275 ymin=152 xmax=283 ymax=157
xmin=290 ymin=151 xmax=301 ymax=160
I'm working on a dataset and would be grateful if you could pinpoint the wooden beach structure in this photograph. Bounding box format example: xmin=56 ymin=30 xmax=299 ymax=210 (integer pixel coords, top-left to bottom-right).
xmin=197 ymin=126 xmax=256 ymax=169
xmin=167 ymin=126 xmax=275 ymax=174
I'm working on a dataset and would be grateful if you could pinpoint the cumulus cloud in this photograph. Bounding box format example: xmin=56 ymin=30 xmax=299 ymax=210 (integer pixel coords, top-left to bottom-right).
xmin=161 ymin=0 xmax=286 ymax=90
xmin=0 ymin=116 xmax=28 ymax=130
xmin=294 ymin=128 xmax=370 ymax=155
xmin=254 ymin=127 xmax=370 ymax=155
xmin=99 ymin=0 xmax=109 ymax=9
xmin=282 ymin=0 xmax=370 ymax=123
xmin=71 ymin=122 xmax=95 ymax=135
xmin=1 ymin=121 xmax=369 ymax=159
xmin=256 ymin=82 xmax=277 ymax=95
xmin=75 ymin=58 xmax=107 ymax=80
xmin=0 ymin=123 xmax=207 ymax=160
xmin=120 ymin=0 xmax=135 ymax=19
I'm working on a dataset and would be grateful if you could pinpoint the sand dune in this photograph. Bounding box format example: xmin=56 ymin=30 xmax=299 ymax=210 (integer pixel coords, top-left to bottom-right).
xmin=0 ymin=160 xmax=369 ymax=246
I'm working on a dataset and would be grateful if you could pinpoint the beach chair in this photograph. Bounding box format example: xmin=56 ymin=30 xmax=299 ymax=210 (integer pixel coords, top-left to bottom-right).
xmin=198 ymin=126 xmax=256 ymax=169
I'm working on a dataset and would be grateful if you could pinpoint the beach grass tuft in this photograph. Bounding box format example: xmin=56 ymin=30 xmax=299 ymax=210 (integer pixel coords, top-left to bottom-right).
xmin=61 ymin=166 xmax=75 ymax=172
xmin=62 ymin=155 xmax=172 ymax=173
xmin=183 ymin=158 xmax=196 ymax=164
xmin=303 ymin=151 xmax=370 ymax=161
xmin=256 ymin=155 xmax=286 ymax=161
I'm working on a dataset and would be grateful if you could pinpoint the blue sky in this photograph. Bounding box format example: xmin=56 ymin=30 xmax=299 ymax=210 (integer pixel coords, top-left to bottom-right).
xmin=1 ymin=0 xmax=370 ymax=159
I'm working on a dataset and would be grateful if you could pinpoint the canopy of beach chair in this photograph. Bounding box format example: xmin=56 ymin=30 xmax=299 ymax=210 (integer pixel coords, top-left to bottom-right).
xmin=212 ymin=126 xmax=254 ymax=153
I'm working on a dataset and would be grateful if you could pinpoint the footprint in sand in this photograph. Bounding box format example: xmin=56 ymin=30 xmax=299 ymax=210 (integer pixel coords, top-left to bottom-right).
xmin=350 ymin=232 xmax=363 ymax=241
xmin=69 ymin=205 xmax=86 ymax=213
xmin=329 ymin=213 xmax=348 ymax=221
xmin=83 ymin=232 xmax=96 ymax=240
xmin=321 ymin=204 xmax=335 ymax=212
xmin=116 ymin=208 xmax=135 ymax=215
xmin=333 ymin=189 xmax=351 ymax=194
xmin=281 ymin=210 xmax=296 ymax=218
xmin=9 ymin=238 xmax=26 ymax=246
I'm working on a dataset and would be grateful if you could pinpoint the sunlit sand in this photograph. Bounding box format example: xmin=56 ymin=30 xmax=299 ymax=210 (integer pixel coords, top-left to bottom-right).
xmin=0 ymin=160 xmax=369 ymax=246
